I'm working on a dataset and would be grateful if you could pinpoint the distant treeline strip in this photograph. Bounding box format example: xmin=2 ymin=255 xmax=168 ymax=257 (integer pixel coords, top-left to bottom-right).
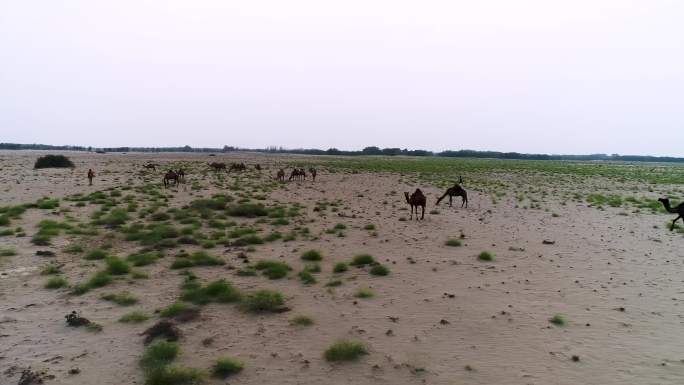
xmin=2 ymin=143 xmax=683 ymax=163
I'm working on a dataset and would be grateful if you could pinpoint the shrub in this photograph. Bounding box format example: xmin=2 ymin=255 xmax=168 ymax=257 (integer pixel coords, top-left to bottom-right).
xmin=369 ymin=264 xmax=389 ymax=276
xmin=87 ymin=271 xmax=113 ymax=288
xmin=212 ymin=357 xmax=244 ymax=378
xmin=127 ymin=251 xmax=163 ymax=266
xmin=350 ymin=254 xmax=375 ymax=266
xmin=141 ymin=341 xmax=179 ymax=370
xmin=253 ymin=260 xmax=291 ymax=279
xmin=159 ymin=302 xmax=191 ymax=318
xmin=363 ymin=224 xmax=376 ymax=230
xmin=445 ymin=239 xmax=462 ymax=247
xmin=86 ymin=248 xmax=109 ymax=260
xmin=96 ymin=208 xmax=130 ymax=228
xmin=170 ymin=251 xmax=224 ymax=269
xmin=36 ymin=198 xmax=59 ymax=209
xmin=106 ymin=257 xmax=131 ymax=275
xmin=298 ymin=270 xmax=316 ymax=285
xmin=145 ymin=366 xmax=204 ymax=385
xmin=181 ymin=279 xmax=241 ymax=305
xmin=240 ymin=290 xmax=285 ymax=313
xmin=333 ymin=262 xmax=348 ymax=273
xmin=119 ymin=311 xmax=150 ymax=323
xmin=324 ymin=341 xmax=368 ymax=362
xmin=0 ymin=247 xmax=17 ymax=256
xmin=64 ymin=244 xmax=84 ymax=254
xmin=290 ymin=315 xmax=314 ymax=326
xmin=478 ymin=251 xmax=494 ymax=261
xmin=102 ymin=291 xmax=138 ymax=306
xmin=549 ymin=314 xmax=566 ymax=326
xmin=227 ymin=203 xmax=267 ymax=217
xmin=45 ymin=276 xmax=68 ymax=289
xmin=301 ymin=250 xmax=322 ymax=261
xmin=34 ymin=154 xmax=74 ymax=169
xmin=40 ymin=264 xmax=60 ymax=275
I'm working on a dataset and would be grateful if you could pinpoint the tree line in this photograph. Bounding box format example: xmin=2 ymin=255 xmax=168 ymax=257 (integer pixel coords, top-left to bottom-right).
xmin=2 ymin=143 xmax=683 ymax=163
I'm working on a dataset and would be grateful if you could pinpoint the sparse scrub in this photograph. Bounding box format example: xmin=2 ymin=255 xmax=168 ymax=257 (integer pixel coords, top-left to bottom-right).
xmin=102 ymin=291 xmax=138 ymax=305
xmin=478 ymin=251 xmax=494 ymax=261
xmin=301 ymin=249 xmax=323 ymax=261
xmin=34 ymin=154 xmax=74 ymax=169
xmin=240 ymin=289 xmax=285 ymax=313
xmin=45 ymin=276 xmax=68 ymax=289
xmin=324 ymin=340 xmax=368 ymax=362
xmin=253 ymin=260 xmax=291 ymax=279
xmin=212 ymin=357 xmax=244 ymax=378
xmin=120 ymin=311 xmax=150 ymax=323
xmin=350 ymin=254 xmax=375 ymax=266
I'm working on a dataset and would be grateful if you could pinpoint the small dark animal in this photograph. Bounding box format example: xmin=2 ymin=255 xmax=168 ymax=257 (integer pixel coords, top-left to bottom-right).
xmin=309 ymin=168 xmax=317 ymax=182
xmin=658 ymin=198 xmax=684 ymax=230
xmin=163 ymin=170 xmax=179 ymax=187
xmin=404 ymin=189 xmax=427 ymax=220
xmin=208 ymin=162 xmax=227 ymax=173
xmin=289 ymin=168 xmax=306 ymax=181
xmin=276 ymin=168 xmax=285 ymax=181
xmin=255 ymin=164 xmax=262 ymax=171
xmin=143 ymin=163 xmax=157 ymax=171
xmin=65 ymin=311 xmax=90 ymax=327
xmin=141 ymin=320 xmax=181 ymax=344
xmin=436 ymin=176 xmax=468 ymax=208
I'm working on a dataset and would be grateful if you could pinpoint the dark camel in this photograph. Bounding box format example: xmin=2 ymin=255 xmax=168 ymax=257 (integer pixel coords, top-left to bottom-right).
xmin=229 ymin=162 xmax=247 ymax=172
xmin=208 ymin=162 xmax=227 ymax=173
xmin=276 ymin=169 xmax=285 ymax=181
xmin=289 ymin=168 xmax=306 ymax=181
xmin=309 ymin=168 xmax=317 ymax=182
xmin=436 ymin=177 xmax=468 ymax=208
xmin=175 ymin=168 xmax=185 ymax=183
xmin=163 ymin=170 xmax=179 ymax=187
xmin=404 ymin=189 xmax=426 ymax=220
xmin=255 ymin=164 xmax=262 ymax=171
xmin=659 ymin=198 xmax=684 ymax=230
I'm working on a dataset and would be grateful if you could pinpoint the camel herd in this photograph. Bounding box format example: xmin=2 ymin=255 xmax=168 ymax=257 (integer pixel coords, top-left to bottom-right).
xmin=142 ymin=161 xmax=319 ymax=188
xmin=404 ymin=178 xmax=469 ymax=220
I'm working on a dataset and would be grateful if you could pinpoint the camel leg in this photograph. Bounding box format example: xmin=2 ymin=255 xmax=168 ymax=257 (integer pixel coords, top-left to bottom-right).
xmin=410 ymin=205 xmax=413 ymax=220
xmin=449 ymin=195 xmax=452 ymax=207
xmin=421 ymin=205 xmax=425 ymax=220
xmin=672 ymin=216 xmax=681 ymax=231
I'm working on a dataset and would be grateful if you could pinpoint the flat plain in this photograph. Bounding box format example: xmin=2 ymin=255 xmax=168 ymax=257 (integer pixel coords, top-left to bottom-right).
xmin=1 ymin=150 xmax=684 ymax=385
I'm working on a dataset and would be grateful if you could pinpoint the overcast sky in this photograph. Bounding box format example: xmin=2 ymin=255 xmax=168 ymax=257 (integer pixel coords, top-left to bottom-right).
xmin=1 ymin=1 xmax=683 ymax=156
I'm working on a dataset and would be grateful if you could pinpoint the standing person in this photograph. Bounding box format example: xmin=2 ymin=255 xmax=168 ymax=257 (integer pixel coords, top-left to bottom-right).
xmin=87 ymin=169 xmax=95 ymax=186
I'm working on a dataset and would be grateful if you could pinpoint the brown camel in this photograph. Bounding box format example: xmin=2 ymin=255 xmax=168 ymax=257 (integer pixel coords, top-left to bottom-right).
xmin=208 ymin=162 xmax=227 ymax=173
xmin=659 ymin=198 xmax=684 ymax=231
xmin=163 ymin=170 xmax=179 ymax=187
xmin=404 ymin=188 xmax=426 ymax=220
xmin=175 ymin=168 xmax=185 ymax=183
xmin=229 ymin=162 xmax=247 ymax=172
xmin=289 ymin=168 xmax=306 ymax=181
xmin=276 ymin=169 xmax=285 ymax=181
xmin=309 ymin=167 xmax=317 ymax=182
xmin=436 ymin=177 xmax=468 ymax=208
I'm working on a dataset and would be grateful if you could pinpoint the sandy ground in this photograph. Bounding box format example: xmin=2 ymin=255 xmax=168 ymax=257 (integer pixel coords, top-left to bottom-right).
xmin=1 ymin=151 xmax=683 ymax=385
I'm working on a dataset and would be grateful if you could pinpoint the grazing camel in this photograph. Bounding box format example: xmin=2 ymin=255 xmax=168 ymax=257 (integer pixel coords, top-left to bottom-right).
xmin=229 ymin=162 xmax=247 ymax=173
xmin=289 ymin=168 xmax=306 ymax=181
xmin=436 ymin=177 xmax=468 ymax=208
xmin=175 ymin=168 xmax=185 ymax=183
xmin=163 ymin=170 xmax=179 ymax=187
xmin=255 ymin=164 xmax=262 ymax=171
xmin=276 ymin=169 xmax=285 ymax=181
xmin=404 ymin=189 xmax=426 ymax=220
xmin=208 ymin=162 xmax=227 ymax=173
xmin=658 ymin=198 xmax=684 ymax=230
xmin=309 ymin=168 xmax=317 ymax=182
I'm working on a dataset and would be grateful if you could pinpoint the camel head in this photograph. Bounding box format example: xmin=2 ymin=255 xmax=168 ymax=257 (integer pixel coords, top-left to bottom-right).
xmin=658 ymin=198 xmax=669 ymax=205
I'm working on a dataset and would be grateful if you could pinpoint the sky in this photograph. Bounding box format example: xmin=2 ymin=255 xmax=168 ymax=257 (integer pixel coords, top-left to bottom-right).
xmin=1 ymin=0 xmax=683 ymax=156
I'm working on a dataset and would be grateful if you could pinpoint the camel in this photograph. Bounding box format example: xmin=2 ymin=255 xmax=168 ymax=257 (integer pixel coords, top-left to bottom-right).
xmin=289 ymin=168 xmax=306 ymax=181
xmin=309 ymin=168 xmax=317 ymax=182
xmin=229 ymin=162 xmax=247 ymax=173
xmin=276 ymin=169 xmax=285 ymax=181
xmin=255 ymin=164 xmax=262 ymax=171
xmin=404 ymin=188 xmax=426 ymax=220
xmin=436 ymin=177 xmax=468 ymax=208
xmin=658 ymin=198 xmax=684 ymax=231
xmin=175 ymin=168 xmax=185 ymax=183
xmin=163 ymin=170 xmax=179 ymax=187
xmin=208 ymin=162 xmax=227 ymax=173
xmin=143 ymin=163 xmax=157 ymax=171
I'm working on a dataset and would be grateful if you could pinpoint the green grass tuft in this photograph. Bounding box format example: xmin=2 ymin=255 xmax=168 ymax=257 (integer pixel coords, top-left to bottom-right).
xmin=240 ymin=289 xmax=285 ymax=313
xmin=478 ymin=251 xmax=494 ymax=261
xmin=212 ymin=357 xmax=244 ymax=378
xmin=350 ymin=254 xmax=375 ymax=266
xmin=324 ymin=340 xmax=368 ymax=362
